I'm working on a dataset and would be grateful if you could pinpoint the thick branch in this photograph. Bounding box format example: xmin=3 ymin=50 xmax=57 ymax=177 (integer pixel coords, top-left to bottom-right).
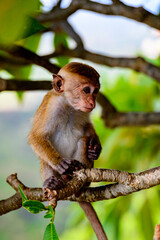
xmin=101 ymin=111 xmax=160 ymax=128
xmin=0 ymin=45 xmax=60 ymax=74
xmin=58 ymin=20 xmax=84 ymax=48
xmin=47 ymin=48 xmax=160 ymax=83
xmin=37 ymin=0 xmax=160 ymax=30
xmin=0 ymin=78 xmax=52 ymax=91
xmin=97 ymin=92 xmax=117 ymax=114
xmin=36 ymin=0 xmax=79 ymax=23
xmin=97 ymin=93 xmax=160 ymax=127
xmin=0 ymin=55 xmax=28 ymax=67
xmin=1 ymin=79 xmax=160 ymax=127
xmin=81 ymin=1 xmax=160 ymax=30
xmin=1 ymin=44 xmax=159 ymax=83
xmin=1 ymin=166 xmax=160 ymax=215
xmin=67 ymin=167 xmax=160 ymax=202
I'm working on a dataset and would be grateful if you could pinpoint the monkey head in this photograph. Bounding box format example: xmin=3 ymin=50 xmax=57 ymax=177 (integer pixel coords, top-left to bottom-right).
xmin=52 ymin=62 xmax=100 ymax=113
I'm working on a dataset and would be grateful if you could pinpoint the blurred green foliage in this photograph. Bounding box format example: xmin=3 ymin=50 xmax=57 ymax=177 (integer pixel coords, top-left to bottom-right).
xmin=0 ymin=0 xmax=40 ymax=44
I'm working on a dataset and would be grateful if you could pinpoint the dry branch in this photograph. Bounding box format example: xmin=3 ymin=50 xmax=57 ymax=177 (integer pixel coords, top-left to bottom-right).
xmin=1 ymin=166 xmax=160 ymax=216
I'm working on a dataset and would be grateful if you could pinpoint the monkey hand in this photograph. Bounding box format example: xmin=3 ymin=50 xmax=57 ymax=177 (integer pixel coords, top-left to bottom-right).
xmin=87 ymin=136 xmax=102 ymax=160
xmin=43 ymin=159 xmax=85 ymax=191
xmin=57 ymin=158 xmax=85 ymax=179
xmin=43 ymin=174 xmax=66 ymax=190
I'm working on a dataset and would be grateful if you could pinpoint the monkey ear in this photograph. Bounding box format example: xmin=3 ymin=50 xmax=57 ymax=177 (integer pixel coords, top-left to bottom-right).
xmin=52 ymin=74 xmax=64 ymax=93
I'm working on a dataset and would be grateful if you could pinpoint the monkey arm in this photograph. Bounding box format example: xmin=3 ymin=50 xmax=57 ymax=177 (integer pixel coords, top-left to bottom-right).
xmin=28 ymin=132 xmax=62 ymax=167
xmin=84 ymin=123 xmax=102 ymax=161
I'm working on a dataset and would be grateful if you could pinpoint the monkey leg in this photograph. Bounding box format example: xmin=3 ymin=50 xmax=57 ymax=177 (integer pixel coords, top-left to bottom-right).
xmin=41 ymin=160 xmax=65 ymax=190
xmin=40 ymin=159 xmax=54 ymax=182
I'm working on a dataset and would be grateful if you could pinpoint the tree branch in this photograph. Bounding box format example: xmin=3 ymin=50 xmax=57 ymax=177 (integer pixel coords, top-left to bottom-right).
xmin=36 ymin=0 xmax=160 ymax=30
xmin=58 ymin=20 xmax=84 ymax=49
xmin=101 ymin=111 xmax=160 ymax=128
xmin=0 ymin=45 xmax=60 ymax=74
xmin=97 ymin=92 xmax=160 ymax=127
xmin=0 ymin=78 xmax=52 ymax=91
xmin=1 ymin=166 xmax=160 ymax=215
xmin=81 ymin=0 xmax=160 ymax=30
xmin=1 ymin=44 xmax=159 ymax=83
xmin=47 ymin=48 xmax=160 ymax=83
xmin=1 ymin=79 xmax=160 ymax=127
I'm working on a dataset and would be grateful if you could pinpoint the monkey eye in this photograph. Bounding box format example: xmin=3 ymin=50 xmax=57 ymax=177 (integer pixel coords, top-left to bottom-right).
xmin=83 ymin=86 xmax=91 ymax=94
xmin=93 ymin=88 xmax=99 ymax=94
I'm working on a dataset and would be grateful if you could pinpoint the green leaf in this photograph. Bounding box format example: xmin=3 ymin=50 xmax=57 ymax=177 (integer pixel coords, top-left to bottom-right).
xmin=53 ymin=32 xmax=70 ymax=67
xmin=22 ymin=17 xmax=46 ymax=39
xmin=54 ymin=32 xmax=69 ymax=49
xmin=0 ymin=0 xmax=40 ymax=44
xmin=22 ymin=200 xmax=47 ymax=214
xmin=43 ymin=222 xmax=59 ymax=240
xmin=19 ymin=185 xmax=28 ymax=203
xmin=16 ymin=91 xmax=24 ymax=101
xmin=44 ymin=212 xmax=53 ymax=219
xmin=44 ymin=205 xmax=55 ymax=219
xmin=5 ymin=34 xmax=41 ymax=86
xmin=56 ymin=56 xmax=70 ymax=68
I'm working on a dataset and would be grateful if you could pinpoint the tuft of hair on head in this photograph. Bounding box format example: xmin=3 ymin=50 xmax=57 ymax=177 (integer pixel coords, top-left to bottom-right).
xmin=62 ymin=62 xmax=100 ymax=84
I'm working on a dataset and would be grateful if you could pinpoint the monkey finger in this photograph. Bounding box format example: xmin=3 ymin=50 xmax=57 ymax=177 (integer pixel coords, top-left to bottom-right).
xmin=88 ymin=138 xmax=95 ymax=147
xmin=87 ymin=151 xmax=99 ymax=158
xmin=63 ymin=158 xmax=72 ymax=165
xmin=57 ymin=159 xmax=71 ymax=174
xmin=43 ymin=176 xmax=66 ymax=190
xmin=88 ymin=153 xmax=98 ymax=157
xmin=59 ymin=161 xmax=69 ymax=170
xmin=88 ymin=149 xmax=97 ymax=153
xmin=88 ymin=153 xmax=98 ymax=159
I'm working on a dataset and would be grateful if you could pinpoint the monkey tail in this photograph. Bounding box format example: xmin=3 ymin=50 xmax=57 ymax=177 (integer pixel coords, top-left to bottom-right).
xmin=79 ymin=202 xmax=108 ymax=240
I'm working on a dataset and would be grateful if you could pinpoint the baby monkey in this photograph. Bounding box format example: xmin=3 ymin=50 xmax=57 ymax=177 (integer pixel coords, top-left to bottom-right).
xmin=28 ymin=62 xmax=107 ymax=240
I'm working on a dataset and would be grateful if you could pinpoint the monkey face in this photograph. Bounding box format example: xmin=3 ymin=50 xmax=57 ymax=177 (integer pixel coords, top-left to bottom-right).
xmin=54 ymin=64 xmax=100 ymax=113
xmin=65 ymin=83 xmax=99 ymax=113
xmin=80 ymin=84 xmax=99 ymax=112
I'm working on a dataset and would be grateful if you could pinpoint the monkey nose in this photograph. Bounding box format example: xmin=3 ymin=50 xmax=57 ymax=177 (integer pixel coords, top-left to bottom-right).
xmin=90 ymin=100 xmax=95 ymax=108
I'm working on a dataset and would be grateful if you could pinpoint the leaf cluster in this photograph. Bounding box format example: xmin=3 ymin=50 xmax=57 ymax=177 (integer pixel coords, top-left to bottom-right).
xmin=19 ymin=186 xmax=59 ymax=240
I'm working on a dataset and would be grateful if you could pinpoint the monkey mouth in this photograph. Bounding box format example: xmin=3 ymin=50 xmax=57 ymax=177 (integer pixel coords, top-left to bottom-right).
xmin=82 ymin=107 xmax=94 ymax=112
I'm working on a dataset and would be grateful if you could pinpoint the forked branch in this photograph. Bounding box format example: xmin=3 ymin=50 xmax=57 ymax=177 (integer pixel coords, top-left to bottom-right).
xmin=1 ymin=166 xmax=160 ymax=215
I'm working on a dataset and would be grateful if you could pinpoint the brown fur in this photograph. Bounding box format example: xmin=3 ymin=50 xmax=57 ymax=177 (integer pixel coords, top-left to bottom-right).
xmin=62 ymin=62 xmax=100 ymax=82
